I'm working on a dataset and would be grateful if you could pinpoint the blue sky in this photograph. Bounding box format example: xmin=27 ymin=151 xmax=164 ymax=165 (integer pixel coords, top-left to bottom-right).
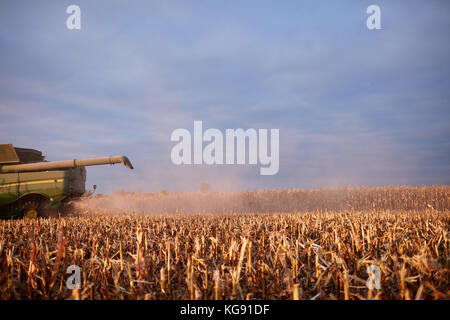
xmin=1 ymin=0 xmax=449 ymax=194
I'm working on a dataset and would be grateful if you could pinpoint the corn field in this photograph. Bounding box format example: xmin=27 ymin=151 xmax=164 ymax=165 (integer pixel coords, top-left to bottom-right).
xmin=0 ymin=186 xmax=448 ymax=300
xmin=79 ymin=185 xmax=450 ymax=214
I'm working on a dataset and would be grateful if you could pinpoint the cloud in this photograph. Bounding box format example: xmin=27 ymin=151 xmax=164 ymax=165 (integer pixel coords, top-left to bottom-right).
xmin=1 ymin=1 xmax=449 ymax=193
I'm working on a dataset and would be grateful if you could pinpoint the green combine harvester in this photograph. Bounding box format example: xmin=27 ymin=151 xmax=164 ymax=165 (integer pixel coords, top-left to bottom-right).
xmin=0 ymin=144 xmax=133 ymax=218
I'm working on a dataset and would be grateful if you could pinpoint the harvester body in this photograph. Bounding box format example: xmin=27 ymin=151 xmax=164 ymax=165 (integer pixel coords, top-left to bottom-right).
xmin=0 ymin=144 xmax=133 ymax=218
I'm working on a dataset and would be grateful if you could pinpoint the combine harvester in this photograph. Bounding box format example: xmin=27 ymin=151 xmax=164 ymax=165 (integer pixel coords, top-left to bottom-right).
xmin=0 ymin=144 xmax=133 ymax=218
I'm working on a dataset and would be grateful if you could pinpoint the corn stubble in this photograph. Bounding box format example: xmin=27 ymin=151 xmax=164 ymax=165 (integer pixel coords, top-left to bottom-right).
xmin=0 ymin=186 xmax=448 ymax=300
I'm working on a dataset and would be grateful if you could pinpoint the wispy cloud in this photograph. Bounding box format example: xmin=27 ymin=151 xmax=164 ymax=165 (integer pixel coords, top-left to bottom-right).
xmin=1 ymin=0 xmax=449 ymax=193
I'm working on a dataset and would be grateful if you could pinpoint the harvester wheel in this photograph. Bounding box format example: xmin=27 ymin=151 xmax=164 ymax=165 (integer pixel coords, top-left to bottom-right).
xmin=21 ymin=201 xmax=41 ymax=219
xmin=41 ymin=204 xmax=59 ymax=218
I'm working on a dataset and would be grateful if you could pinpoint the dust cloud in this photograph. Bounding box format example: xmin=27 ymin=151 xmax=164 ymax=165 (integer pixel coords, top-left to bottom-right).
xmin=69 ymin=186 xmax=449 ymax=216
xmin=71 ymin=190 xmax=248 ymax=216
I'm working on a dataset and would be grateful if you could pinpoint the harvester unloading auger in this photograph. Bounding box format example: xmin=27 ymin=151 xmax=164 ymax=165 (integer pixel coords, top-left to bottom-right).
xmin=0 ymin=144 xmax=134 ymax=218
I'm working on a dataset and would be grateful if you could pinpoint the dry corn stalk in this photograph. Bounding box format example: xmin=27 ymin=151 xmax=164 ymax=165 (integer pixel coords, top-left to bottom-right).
xmin=0 ymin=186 xmax=448 ymax=300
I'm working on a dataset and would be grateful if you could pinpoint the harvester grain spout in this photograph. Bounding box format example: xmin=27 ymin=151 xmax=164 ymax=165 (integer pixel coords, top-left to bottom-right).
xmin=0 ymin=155 xmax=134 ymax=173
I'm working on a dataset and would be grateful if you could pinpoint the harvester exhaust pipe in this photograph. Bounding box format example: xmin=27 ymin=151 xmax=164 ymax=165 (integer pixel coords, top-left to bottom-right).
xmin=0 ymin=155 xmax=134 ymax=173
